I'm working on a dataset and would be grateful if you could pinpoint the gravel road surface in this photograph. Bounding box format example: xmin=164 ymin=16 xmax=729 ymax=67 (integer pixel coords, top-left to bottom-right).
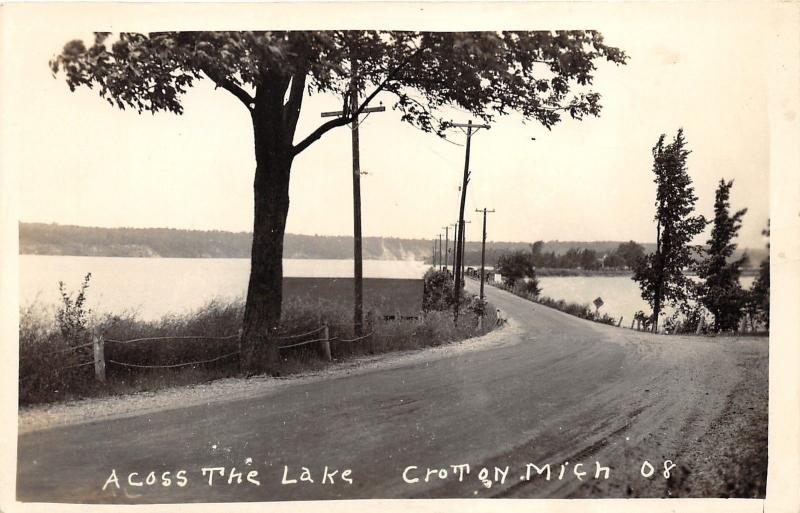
xmin=16 ymin=281 xmax=768 ymax=503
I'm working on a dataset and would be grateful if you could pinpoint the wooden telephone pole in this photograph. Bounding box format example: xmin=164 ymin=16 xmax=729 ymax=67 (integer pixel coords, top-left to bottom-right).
xmin=320 ymin=57 xmax=385 ymax=336
xmin=475 ymin=208 xmax=496 ymax=302
xmin=460 ymin=219 xmax=472 ymax=280
xmin=442 ymin=225 xmax=450 ymax=273
xmin=450 ymin=221 xmax=459 ymax=272
xmin=451 ymin=120 xmax=490 ymax=324
xmin=438 ymin=233 xmax=443 ymax=270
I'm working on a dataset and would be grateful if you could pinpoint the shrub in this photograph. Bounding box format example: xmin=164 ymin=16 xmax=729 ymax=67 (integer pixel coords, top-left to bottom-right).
xmin=423 ymin=268 xmax=459 ymax=311
xmin=514 ymin=278 xmax=541 ymax=299
xmin=56 ymin=273 xmax=92 ymax=347
xmin=19 ymin=301 xmax=92 ymax=405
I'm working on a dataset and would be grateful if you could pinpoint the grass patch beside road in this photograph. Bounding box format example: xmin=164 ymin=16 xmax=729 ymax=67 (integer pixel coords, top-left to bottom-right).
xmin=488 ymin=280 xmax=618 ymax=326
xmin=19 ymin=297 xmax=497 ymax=406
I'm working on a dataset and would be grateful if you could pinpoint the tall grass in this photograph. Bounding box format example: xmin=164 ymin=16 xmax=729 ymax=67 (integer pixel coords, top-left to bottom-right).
xmin=19 ymin=297 xmax=497 ymax=405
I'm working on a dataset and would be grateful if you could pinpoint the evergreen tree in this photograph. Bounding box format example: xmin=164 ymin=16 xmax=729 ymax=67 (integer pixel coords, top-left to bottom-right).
xmin=633 ymin=129 xmax=707 ymax=332
xmin=698 ymin=179 xmax=748 ymax=332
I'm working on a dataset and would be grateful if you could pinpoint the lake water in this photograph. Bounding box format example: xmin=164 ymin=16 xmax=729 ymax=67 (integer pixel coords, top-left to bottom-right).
xmin=537 ymin=275 xmax=754 ymax=325
xmin=20 ymin=255 xmax=428 ymax=320
xmin=19 ymin=255 xmax=754 ymax=322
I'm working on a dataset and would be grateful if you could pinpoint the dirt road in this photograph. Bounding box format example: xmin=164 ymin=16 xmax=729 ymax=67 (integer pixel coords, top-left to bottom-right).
xmin=16 ymin=282 xmax=768 ymax=503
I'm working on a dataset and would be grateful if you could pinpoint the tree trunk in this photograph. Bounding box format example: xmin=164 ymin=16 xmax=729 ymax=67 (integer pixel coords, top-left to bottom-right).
xmin=651 ymin=215 xmax=665 ymax=333
xmin=652 ymin=288 xmax=661 ymax=333
xmin=240 ymin=93 xmax=295 ymax=375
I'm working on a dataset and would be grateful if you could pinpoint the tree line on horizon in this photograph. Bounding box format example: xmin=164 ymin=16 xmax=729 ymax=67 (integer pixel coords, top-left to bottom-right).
xmin=24 ymin=222 xmax=767 ymax=266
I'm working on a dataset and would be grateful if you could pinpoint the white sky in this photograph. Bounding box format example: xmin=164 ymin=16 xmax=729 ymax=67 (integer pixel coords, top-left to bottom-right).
xmin=4 ymin=5 xmax=771 ymax=249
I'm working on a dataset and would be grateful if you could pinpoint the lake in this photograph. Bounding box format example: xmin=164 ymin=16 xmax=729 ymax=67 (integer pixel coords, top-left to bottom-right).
xmin=19 ymin=255 xmax=754 ymax=322
xmin=537 ymin=275 xmax=752 ymax=325
xmin=20 ymin=255 xmax=428 ymax=320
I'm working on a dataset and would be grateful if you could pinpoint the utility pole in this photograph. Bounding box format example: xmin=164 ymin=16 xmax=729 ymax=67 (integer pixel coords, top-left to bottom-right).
xmin=460 ymin=220 xmax=472 ymax=279
xmin=442 ymin=226 xmax=450 ymax=273
xmin=320 ymin=57 xmax=385 ymax=336
xmin=450 ymin=222 xmax=459 ymax=274
xmin=451 ymin=120 xmax=490 ymax=324
xmin=475 ymin=208 xmax=496 ymax=303
xmin=438 ymin=233 xmax=443 ymax=270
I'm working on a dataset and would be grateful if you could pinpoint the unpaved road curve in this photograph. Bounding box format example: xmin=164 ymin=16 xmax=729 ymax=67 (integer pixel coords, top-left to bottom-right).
xmin=17 ymin=282 xmax=768 ymax=503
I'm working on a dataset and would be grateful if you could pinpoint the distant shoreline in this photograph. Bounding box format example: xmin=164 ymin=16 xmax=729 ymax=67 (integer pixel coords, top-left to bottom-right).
xmin=19 ymin=253 xmax=759 ymax=278
xmin=19 ymin=222 xmax=766 ymax=270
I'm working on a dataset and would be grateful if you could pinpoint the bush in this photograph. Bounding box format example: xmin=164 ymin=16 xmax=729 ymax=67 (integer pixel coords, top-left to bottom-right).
xmin=56 ymin=272 xmax=92 ymax=348
xmin=19 ymin=301 xmax=91 ymax=405
xmin=513 ymin=278 xmax=542 ymax=299
xmin=423 ymin=267 xmax=461 ymax=311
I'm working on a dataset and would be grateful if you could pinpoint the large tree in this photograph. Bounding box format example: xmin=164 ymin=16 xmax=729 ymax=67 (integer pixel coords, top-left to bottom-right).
xmin=697 ymin=179 xmax=748 ymax=332
xmin=614 ymin=240 xmax=646 ymax=269
xmin=632 ymin=129 xmax=707 ymax=332
xmin=51 ymin=31 xmax=626 ymax=372
xmin=496 ymin=250 xmax=536 ymax=288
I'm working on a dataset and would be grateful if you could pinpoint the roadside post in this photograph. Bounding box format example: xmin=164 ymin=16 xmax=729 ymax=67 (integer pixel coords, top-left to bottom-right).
xmin=92 ymin=332 xmax=106 ymax=383
xmin=695 ymin=316 xmax=705 ymax=335
xmin=320 ymin=322 xmax=332 ymax=361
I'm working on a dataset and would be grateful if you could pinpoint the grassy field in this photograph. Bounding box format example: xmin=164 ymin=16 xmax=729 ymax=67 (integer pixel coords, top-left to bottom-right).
xmin=283 ymin=277 xmax=424 ymax=317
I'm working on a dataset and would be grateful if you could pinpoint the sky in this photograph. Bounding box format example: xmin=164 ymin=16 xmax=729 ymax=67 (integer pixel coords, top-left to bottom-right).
xmin=3 ymin=4 xmax=772 ymax=249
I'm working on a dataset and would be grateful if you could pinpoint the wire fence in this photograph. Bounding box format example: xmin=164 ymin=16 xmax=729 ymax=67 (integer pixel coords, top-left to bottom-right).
xmin=278 ymin=336 xmax=334 ymax=350
xmin=30 ymin=322 xmax=378 ymax=377
xmin=107 ymin=350 xmax=241 ymax=369
xmin=104 ymin=334 xmax=240 ymax=345
xmin=337 ymin=332 xmax=375 ymax=344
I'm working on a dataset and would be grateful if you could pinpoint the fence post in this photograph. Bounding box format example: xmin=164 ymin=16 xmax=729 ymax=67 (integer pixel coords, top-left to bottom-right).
xmin=319 ymin=322 xmax=332 ymax=361
xmin=93 ymin=333 xmax=106 ymax=383
xmin=617 ymin=316 xmax=623 ymax=328
xmin=630 ymin=317 xmax=635 ymax=330
xmin=366 ymin=310 xmax=375 ymax=333
xmin=695 ymin=316 xmax=705 ymax=335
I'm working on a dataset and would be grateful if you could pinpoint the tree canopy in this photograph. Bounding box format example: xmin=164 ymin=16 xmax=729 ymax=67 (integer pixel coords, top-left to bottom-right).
xmin=497 ymin=250 xmax=536 ymax=286
xmin=51 ymin=31 xmax=627 ymax=149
